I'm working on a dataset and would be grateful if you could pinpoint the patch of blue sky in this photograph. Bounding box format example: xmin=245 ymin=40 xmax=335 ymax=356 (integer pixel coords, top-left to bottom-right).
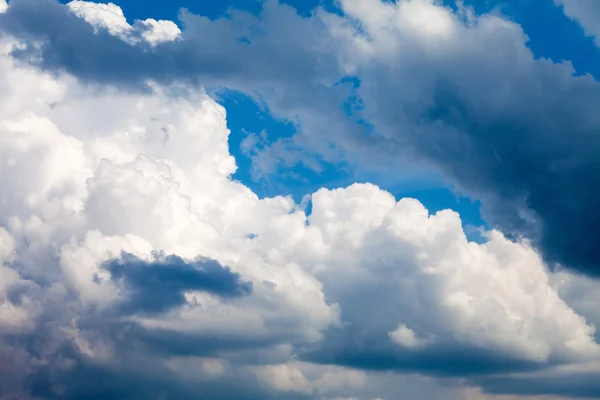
xmin=217 ymin=89 xmax=357 ymax=200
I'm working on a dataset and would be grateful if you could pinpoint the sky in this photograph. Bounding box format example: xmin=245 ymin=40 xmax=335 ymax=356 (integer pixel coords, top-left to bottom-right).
xmin=4 ymin=0 xmax=600 ymax=399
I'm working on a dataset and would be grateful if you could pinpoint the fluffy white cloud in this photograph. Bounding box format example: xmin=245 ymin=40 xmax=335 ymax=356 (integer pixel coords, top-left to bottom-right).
xmin=304 ymin=185 xmax=599 ymax=364
xmin=67 ymin=0 xmax=181 ymax=44
xmin=389 ymin=323 xmax=433 ymax=350
xmin=67 ymin=1 xmax=130 ymax=35
xmin=0 ymin=28 xmax=341 ymax=397
xmin=2 ymin=1 xmax=600 ymax=399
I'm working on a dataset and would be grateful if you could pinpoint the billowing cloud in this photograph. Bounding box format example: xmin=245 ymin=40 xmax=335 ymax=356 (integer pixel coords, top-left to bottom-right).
xmin=67 ymin=0 xmax=181 ymax=44
xmin=0 ymin=30 xmax=340 ymax=397
xmin=325 ymin=0 xmax=600 ymax=278
xmin=302 ymin=186 xmax=599 ymax=378
xmin=2 ymin=1 xmax=600 ymax=399
xmin=4 ymin=0 xmax=600 ymax=281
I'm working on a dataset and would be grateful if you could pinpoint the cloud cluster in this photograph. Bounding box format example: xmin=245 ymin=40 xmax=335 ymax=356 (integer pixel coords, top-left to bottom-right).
xmin=327 ymin=0 xmax=600 ymax=279
xmin=2 ymin=1 xmax=600 ymax=399
xmin=5 ymin=0 xmax=600 ymax=281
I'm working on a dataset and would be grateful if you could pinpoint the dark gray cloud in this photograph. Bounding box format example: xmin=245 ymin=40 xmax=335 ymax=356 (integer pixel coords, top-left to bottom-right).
xmin=355 ymin=47 xmax=600 ymax=277
xmin=0 ymin=252 xmax=288 ymax=400
xmin=416 ymin=80 xmax=600 ymax=275
xmin=0 ymin=0 xmax=338 ymax=95
xmin=103 ymin=252 xmax=251 ymax=315
xmin=475 ymin=370 xmax=600 ymax=398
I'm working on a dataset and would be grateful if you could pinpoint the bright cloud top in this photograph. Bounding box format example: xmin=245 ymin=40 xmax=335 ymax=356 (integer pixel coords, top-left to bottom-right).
xmin=67 ymin=0 xmax=181 ymax=44
xmin=2 ymin=1 xmax=600 ymax=399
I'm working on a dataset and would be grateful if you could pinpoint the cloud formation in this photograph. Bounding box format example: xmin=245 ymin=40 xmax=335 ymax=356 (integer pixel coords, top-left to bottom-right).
xmin=4 ymin=0 xmax=600 ymax=280
xmin=2 ymin=1 xmax=600 ymax=399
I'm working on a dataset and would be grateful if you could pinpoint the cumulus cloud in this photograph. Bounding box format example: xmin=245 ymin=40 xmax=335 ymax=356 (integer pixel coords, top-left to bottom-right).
xmin=5 ymin=0 xmax=600 ymax=281
xmin=67 ymin=0 xmax=181 ymax=44
xmin=0 ymin=30 xmax=339 ymax=398
xmin=302 ymin=186 xmax=600 ymax=379
xmin=324 ymin=0 xmax=600 ymax=278
xmin=2 ymin=1 xmax=600 ymax=399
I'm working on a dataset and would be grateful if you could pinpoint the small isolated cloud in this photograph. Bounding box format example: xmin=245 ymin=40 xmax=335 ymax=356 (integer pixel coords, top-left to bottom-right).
xmin=389 ymin=324 xmax=434 ymax=350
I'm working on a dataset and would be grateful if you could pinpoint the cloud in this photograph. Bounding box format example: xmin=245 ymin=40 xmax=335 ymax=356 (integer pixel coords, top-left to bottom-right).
xmin=300 ymin=186 xmax=599 ymax=381
xmin=5 ymin=0 xmax=600 ymax=281
xmin=0 ymin=0 xmax=393 ymax=180
xmin=67 ymin=0 xmax=181 ymax=44
xmin=103 ymin=252 xmax=252 ymax=315
xmin=2 ymin=1 xmax=600 ymax=399
xmin=322 ymin=0 xmax=600 ymax=278
xmin=555 ymin=0 xmax=600 ymax=46
xmin=0 ymin=30 xmax=340 ymax=398
xmin=66 ymin=0 xmax=131 ymax=36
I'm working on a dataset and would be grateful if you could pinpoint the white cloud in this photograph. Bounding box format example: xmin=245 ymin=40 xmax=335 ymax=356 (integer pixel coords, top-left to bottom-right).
xmin=556 ymin=0 xmax=600 ymax=46
xmin=67 ymin=1 xmax=130 ymax=36
xmin=461 ymin=387 xmax=578 ymax=400
xmin=389 ymin=323 xmax=434 ymax=349
xmin=67 ymin=1 xmax=181 ymax=44
xmin=304 ymin=186 xmax=599 ymax=364
xmin=139 ymin=18 xmax=181 ymax=43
